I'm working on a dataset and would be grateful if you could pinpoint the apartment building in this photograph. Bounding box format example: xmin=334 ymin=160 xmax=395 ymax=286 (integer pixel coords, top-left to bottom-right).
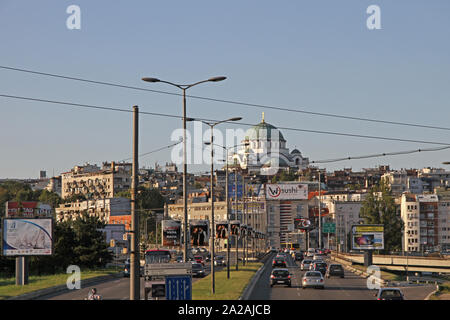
xmin=401 ymin=193 xmax=450 ymax=252
xmin=61 ymin=162 xmax=131 ymax=200
xmin=55 ymin=197 xmax=131 ymax=228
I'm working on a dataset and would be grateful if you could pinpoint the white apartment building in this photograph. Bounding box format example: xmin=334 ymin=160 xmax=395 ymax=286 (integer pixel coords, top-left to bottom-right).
xmin=322 ymin=196 xmax=364 ymax=252
xmin=401 ymin=193 xmax=450 ymax=252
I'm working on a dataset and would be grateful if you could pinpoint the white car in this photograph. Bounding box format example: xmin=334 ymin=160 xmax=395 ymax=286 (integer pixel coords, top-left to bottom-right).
xmin=313 ymin=254 xmax=327 ymax=261
xmin=302 ymin=271 xmax=325 ymax=289
xmin=301 ymin=259 xmax=313 ymax=271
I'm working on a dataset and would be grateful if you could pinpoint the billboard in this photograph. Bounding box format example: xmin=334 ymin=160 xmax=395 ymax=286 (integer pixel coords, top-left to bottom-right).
xmin=162 ymin=220 xmax=181 ymax=246
xmin=5 ymin=201 xmax=52 ymax=218
xmin=230 ymin=220 xmax=240 ymax=236
xmin=215 ymin=221 xmax=228 ymax=239
xmin=294 ymin=218 xmax=312 ymax=230
xmin=351 ymin=225 xmax=384 ymax=250
xmin=265 ymin=183 xmax=308 ymax=200
xmin=2 ymin=218 xmax=53 ymax=256
xmin=190 ymin=220 xmax=209 ymax=246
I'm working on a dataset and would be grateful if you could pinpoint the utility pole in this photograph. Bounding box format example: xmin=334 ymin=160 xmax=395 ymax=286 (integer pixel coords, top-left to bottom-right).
xmin=130 ymin=105 xmax=140 ymax=300
xmin=318 ymin=169 xmax=322 ymax=249
xmin=235 ymin=168 xmax=239 ymax=271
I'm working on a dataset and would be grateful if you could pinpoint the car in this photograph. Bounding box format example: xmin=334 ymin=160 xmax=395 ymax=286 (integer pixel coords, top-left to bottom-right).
xmin=313 ymin=254 xmax=327 ymax=261
xmin=214 ymin=255 xmax=226 ymax=266
xmin=123 ymin=262 xmax=130 ymax=277
xmin=302 ymin=271 xmax=325 ymax=289
xmin=375 ymin=288 xmax=404 ymax=300
xmin=272 ymin=258 xmax=287 ymax=268
xmin=194 ymin=255 xmax=205 ymax=266
xmin=191 ymin=248 xmax=199 ymax=254
xmin=270 ymin=247 xmax=277 ymax=253
xmin=175 ymin=255 xmax=184 ymax=263
xmin=324 ymin=249 xmax=332 ymax=255
xmin=301 ymin=259 xmax=313 ymax=271
xmin=191 ymin=262 xmax=206 ymax=278
xmin=326 ymin=264 xmax=344 ymax=278
xmin=311 ymin=261 xmax=328 ymax=275
xmin=294 ymin=252 xmax=304 ymax=261
xmin=270 ymin=268 xmax=292 ymax=287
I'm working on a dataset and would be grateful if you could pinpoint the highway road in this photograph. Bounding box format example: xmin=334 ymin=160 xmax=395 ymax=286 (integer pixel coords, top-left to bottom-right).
xmin=40 ymin=251 xmax=436 ymax=300
xmin=42 ymin=263 xmax=214 ymax=300
xmin=248 ymin=252 xmax=437 ymax=300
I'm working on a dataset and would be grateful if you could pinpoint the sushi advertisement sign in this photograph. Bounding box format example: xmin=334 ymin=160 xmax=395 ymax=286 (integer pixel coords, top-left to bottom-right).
xmin=2 ymin=218 xmax=53 ymax=256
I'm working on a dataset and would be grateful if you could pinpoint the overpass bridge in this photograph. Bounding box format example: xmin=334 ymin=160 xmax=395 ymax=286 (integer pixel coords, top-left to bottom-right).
xmin=334 ymin=252 xmax=450 ymax=274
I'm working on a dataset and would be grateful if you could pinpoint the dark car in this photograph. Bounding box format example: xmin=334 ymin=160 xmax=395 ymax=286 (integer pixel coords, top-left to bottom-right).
xmin=191 ymin=263 xmax=206 ymax=278
xmin=123 ymin=262 xmax=130 ymax=277
xmin=124 ymin=262 xmax=144 ymax=277
xmin=312 ymin=262 xmax=327 ymax=275
xmin=272 ymin=258 xmax=287 ymax=268
xmin=270 ymin=268 xmax=292 ymax=287
xmin=294 ymin=252 xmax=304 ymax=261
xmin=375 ymin=288 xmax=404 ymax=300
xmin=326 ymin=264 xmax=344 ymax=278
xmin=214 ymin=256 xmax=226 ymax=266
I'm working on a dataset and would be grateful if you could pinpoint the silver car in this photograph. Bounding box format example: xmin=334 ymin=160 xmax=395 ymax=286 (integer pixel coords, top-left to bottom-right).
xmin=302 ymin=271 xmax=325 ymax=289
xmin=301 ymin=259 xmax=313 ymax=271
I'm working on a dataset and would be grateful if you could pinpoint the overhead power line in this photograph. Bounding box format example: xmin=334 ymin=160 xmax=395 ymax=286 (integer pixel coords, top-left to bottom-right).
xmin=310 ymin=145 xmax=450 ymax=164
xmin=1 ymin=65 xmax=450 ymax=132
xmin=1 ymin=93 xmax=450 ymax=147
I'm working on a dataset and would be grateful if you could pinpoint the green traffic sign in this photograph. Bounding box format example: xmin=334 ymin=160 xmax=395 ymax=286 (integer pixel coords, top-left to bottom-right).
xmin=322 ymin=223 xmax=336 ymax=233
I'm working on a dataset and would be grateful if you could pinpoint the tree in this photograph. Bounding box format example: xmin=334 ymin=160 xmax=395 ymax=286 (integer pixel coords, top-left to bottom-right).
xmin=71 ymin=215 xmax=112 ymax=268
xmin=359 ymin=179 xmax=403 ymax=253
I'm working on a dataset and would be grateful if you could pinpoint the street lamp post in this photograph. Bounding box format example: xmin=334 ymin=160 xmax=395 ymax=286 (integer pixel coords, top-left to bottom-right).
xmin=193 ymin=117 xmax=242 ymax=294
xmin=206 ymin=142 xmax=249 ymax=279
xmin=142 ymin=76 xmax=226 ymax=263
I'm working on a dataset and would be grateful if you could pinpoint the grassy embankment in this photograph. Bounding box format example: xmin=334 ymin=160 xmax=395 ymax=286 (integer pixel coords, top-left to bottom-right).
xmin=0 ymin=268 xmax=119 ymax=300
xmin=192 ymin=262 xmax=263 ymax=300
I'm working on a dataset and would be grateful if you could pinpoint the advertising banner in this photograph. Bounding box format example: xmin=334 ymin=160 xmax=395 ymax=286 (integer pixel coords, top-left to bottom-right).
xmin=230 ymin=220 xmax=240 ymax=236
xmin=2 ymin=218 xmax=53 ymax=256
xmin=162 ymin=220 xmax=181 ymax=246
xmin=189 ymin=220 xmax=209 ymax=246
xmin=351 ymin=225 xmax=384 ymax=250
xmin=5 ymin=202 xmax=52 ymax=218
xmin=215 ymin=221 xmax=228 ymax=239
xmin=294 ymin=218 xmax=312 ymax=230
xmin=265 ymin=183 xmax=308 ymax=200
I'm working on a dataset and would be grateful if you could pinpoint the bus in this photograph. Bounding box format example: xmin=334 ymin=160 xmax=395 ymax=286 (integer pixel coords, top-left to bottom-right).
xmin=144 ymin=249 xmax=172 ymax=264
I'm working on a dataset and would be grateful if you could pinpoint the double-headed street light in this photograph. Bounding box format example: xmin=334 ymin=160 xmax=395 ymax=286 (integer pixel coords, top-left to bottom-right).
xmin=191 ymin=117 xmax=242 ymax=294
xmin=142 ymin=76 xmax=226 ymax=263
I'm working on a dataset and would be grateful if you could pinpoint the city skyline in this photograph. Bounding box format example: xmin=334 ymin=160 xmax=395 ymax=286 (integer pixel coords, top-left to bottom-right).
xmin=1 ymin=0 xmax=449 ymax=178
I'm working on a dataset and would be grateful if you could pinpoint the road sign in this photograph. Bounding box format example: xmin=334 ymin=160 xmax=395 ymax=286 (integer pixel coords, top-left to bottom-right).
xmin=322 ymin=222 xmax=336 ymax=233
xmin=145 ymin=263 xmax=192 ymax=276
xmin=166 ymin=275 xmax=192 ymax=300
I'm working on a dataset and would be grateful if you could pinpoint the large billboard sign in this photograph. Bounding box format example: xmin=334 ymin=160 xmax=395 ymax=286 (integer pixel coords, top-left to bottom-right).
xmin=265 ymin=183 xmax=308 ymax=200
xmin=5 ymin=202 xmax=52 ymax=218
xmin=351 ymin=225 xmax=384 ymax=250
xmin=230 ymin=220 xmax=240 ymax=236
xmin=190 ymin=220 xmax=209 ymax=246
xmin=2 ymin=218 xmax=53 ymax=256
xmin=162 ymin=220 xmax=181 ymax=247
xmin=215 ymin=221 xmax=228 ymax=239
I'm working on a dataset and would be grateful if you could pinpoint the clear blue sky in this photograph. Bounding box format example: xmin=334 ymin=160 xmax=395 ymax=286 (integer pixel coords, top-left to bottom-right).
xmin=1 ymin=0 xmax=449 ymax=178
